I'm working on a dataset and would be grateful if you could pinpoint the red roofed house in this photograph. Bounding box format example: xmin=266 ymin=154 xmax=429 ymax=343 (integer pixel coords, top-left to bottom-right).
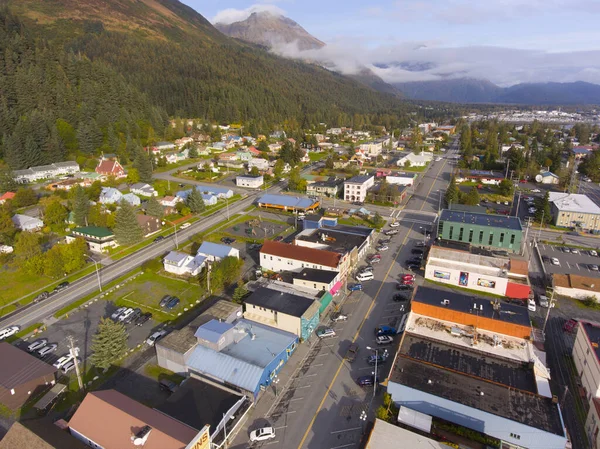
xmin=0 ymin=192 xmax=15 ymax=205
xmin=95 ymin=159 xmax=126 ymax=179
xmin=248 ymin=146 xmax=261 ymax=156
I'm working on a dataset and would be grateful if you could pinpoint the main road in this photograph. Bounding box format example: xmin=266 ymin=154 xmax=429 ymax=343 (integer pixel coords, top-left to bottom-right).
xmin=230 ymin=143 xmax=457 ymax=449
xmin=0 ymin=186 xmax=282 ymax=330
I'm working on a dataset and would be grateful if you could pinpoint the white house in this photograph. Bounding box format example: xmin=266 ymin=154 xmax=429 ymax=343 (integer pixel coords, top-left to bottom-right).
xmin=121 ymin=193 xmax=141 ymax=207
xmin=358 ymin=137 xmax=390 ymax=157
xmin=163 ymin=251 xmax=206 ymax=276
xmin=99 ymin=187 xmax=123 ymax=205
xmin=397 ymin=152 xmax=433 ymax=168
xmin=13 ymin=161 xmax=80 ymax=183
xmin=344 ymin=175 xmax=375 ymax=203
xmin=154 ymin=141 xmax=176 ymax=151
xmin=248 ymin=158 xmax=269 ymax=171
xmin=197 ymin=242 xmax=239 ymax=262
xmin=12 ymin=214 xmax=44 ymax=231
xmin=236 ymin=175 xmax=264 ymax=189
xmin=130 ymin=183 xmax=158 ymax=197
xmin=538 ymin=171 xmax=559 ymax=185
xmin=201 ymin=194 xmax=218 ymax=206
xmin=160 ymin=196 xmax=182 ymax=208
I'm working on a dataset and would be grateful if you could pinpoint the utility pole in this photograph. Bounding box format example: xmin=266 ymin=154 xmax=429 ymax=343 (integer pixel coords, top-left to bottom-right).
xmin=207 ymin=261 xmax=212 ymax=294
xmin=542 ymin=288 xmax=555 ymax=333
xmin=173 ymin=224 xmax=179 ymax=249
xmin=514 ymin=191 xmax=521 ymax=217
xmin=505 ymin=159 xmax=510 ymax=179
xmin=67 ymin=336 xmax=83 ymax=391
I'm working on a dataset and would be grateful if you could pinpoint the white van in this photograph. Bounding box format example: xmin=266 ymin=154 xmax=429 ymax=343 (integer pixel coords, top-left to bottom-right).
xmin=356 ymin=272 xmax=374 ymax=282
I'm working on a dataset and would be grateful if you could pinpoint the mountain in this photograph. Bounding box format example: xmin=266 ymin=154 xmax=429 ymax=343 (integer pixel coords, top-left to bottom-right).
xmin=8 ymin=0 xmax=406 ymax=126
xmin=394 ymin=78 xmax=600 ymax=105
xmin=214 ymin=10 xmax=400 ymax=96
xmin=215 ymin=11 xmax=325 ymax=51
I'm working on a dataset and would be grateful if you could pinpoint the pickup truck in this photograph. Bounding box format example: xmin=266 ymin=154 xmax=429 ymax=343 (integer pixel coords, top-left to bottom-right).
xmin=345 ymin=343 xmax=360 ymax=363
xmin=375 ymin=325 xmax=397 ymax=337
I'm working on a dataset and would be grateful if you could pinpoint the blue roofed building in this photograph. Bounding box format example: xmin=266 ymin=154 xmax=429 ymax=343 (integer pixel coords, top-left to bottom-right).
xmin=256 ymin=194 xmax=319 ymax=212
xmin=201 ymin=193 xmax=218 ymax=206
xmin=176 ymin=184 xmax=233 ymax=200
xmin=197 ymin=241 xmax=240 ymax=262
xmin=186 ymin=319 xmax=298 ymax=399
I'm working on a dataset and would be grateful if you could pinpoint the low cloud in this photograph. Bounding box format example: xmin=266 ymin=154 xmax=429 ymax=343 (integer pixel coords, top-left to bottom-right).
xmin=212 ymin=4 xmax=285 ymax=25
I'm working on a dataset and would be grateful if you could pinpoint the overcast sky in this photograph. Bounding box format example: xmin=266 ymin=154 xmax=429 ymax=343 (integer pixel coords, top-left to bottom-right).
xmin=182 ymin=0 xmax=600 ymax=86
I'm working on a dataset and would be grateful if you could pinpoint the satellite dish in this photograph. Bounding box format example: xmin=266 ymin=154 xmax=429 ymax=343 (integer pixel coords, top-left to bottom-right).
xmin=535 ymin=174 xmax=543 ymax=183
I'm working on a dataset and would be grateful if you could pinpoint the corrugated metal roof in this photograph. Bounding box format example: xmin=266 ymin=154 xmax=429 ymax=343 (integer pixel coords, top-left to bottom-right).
xmin=257 ymin=194 xmax=316 ymax=209
xmin=194 ymin=320 xmax=234 ymax=343
xmin=164 ymin=251 xmax=190 ymax=265
xmin=197 ymin=242 xmax=235 ymax=259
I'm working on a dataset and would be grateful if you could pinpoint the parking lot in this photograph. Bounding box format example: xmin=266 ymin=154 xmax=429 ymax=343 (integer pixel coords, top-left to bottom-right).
xmin=538 ymin=243 xmax=600 ymax=277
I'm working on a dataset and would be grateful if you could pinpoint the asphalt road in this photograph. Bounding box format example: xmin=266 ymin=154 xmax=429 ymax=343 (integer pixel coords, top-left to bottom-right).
xmin=0 ymin=188 xmax=279 ymax=330
xmin=230 ymin=142 xmax=457 ymax=449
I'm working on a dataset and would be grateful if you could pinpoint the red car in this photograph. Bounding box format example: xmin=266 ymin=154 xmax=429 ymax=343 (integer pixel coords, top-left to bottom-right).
xmin=400 ymin=274 xmax=415 ymax=281
xmin=520 ymin=179 xmax=528 ymax=183
xmin=564 ymin=319 xmax=578 ymax=333
xmin=401 ymin=279 xmax=414 ymax=286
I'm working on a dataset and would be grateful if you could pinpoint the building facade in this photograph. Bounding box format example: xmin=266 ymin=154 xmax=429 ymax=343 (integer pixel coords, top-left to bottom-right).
xmin=259 ymin=240 xmax=342 ymax=273
xmin=344 ymin=175 xmax=375 ymax=202
xmin=236 ymin=175 xmax=264 ymax=188
xmin=306 ymin=180 xmax=343 ymax=198
xmin=549 ymin=193 xmax=600 ymax=232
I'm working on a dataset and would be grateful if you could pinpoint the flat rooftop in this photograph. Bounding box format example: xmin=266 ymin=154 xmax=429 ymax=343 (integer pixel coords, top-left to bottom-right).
xmin=296 ymin=228 xmax=368 ymax=253
xmin=390 ymin=350 xmax=564 ymax=435
xmin=245 ymin=287 xmax=316 ymax=318
xmin=366 ymin=419 xmax=447 ymax=449
xmin=440 ymin=209 xmax=523 ymax=231
xmin=345 ymin=175 xmax=373 ymax=184
xmin=549 ymin=192 xmax=600 ymax=215
xmin=429 ymin=246 xmax=509 ymax=271
xmin=257 ymin=194 xmax=317 ymax=209
xmin=582 ymin=321 xmax=600 ymax=364
xmin=414 ymin=286 xmax=531 ymax=328
xmin=293 ymin=268 xmax=338 ymax=284
xmin=400 ymin=333 xmax=537 ymax=393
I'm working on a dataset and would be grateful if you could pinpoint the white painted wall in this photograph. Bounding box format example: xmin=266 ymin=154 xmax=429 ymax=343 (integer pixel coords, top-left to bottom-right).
xmin=424 ymin=262 xmax=508 ymax=296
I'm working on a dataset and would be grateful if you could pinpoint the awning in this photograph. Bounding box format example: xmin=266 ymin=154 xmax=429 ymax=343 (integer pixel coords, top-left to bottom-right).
xmin=397 ymin=406 xmax=432 ymax=433
xmin=330 ymin=281 xmax=343 ymax=295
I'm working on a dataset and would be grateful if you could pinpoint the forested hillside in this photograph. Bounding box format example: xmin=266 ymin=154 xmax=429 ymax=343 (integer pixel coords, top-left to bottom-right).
xmin=0 ymin=9 xmax=169 ymax=169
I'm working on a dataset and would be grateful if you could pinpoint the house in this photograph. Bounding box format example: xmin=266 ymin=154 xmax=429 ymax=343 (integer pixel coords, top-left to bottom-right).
xmin=185 ymin=319 xmax=298 ymax=399
xmin=12 ymin=161 xmax=80 ymax=184
xmin=218 ymin=152 xmax=239 ymax=162
xmin=236 ymin=150 xmax=252 ymax=162
xmin=68 ymin=390 xmax=198 ymax=449
xmin=306 ymin=179 xmax=343 ymax=198
xmin=548 ymin=192 xmax=600 ymax=232
xmin=248 ymin=158 xmax=269 ymax=171
xmin=154 ymin=141 xmax=177 ymax=151
xmin=68 ymin=227 xmax=118 ymax=253
xmin=435 ymin=124 xmax=456 ymax=135
xmin=248 ymin=147 xmax=262 ymax=157
xmin=268 ymin=143 xmax=282 ymax=153
xmin=0 ymin=192 xmax=15 ymax=204
xmin=95 ymin=159 xmax=126 ymax=179
xmin=160 ymin=196 xmax=182 ymax=208
xmin=175 ymin=137 xmax=194 ymax=148
xmin=136 ymin=215 xmax=162 ymax=237
xmin=130 ymin=183 xmax=158 ymax=197
xmin=209 ymin=142 xmax=227 ymax=152
xmin=0 ymin=343 xmax=56 ymax=409
xmin=243 ymin=287 xmax=320 ymax=340
xmin=344 ymin=175 xmax=375 ymax=203
xmin=121 ymin=193 xmax=141 ymax=207
xmin=260 ymin=240 xmax=342 ymax=273
xmin=197 ymin=242 xmax=239 ymax=262
xmin=270 ymin=130 xmax=286 ymax=139
xmin=12 ymin=214 xmax=44 ymax=232
xmin=396 ymin=152 xmax=433 ymax=168
xmin=201 ymin=194 xmax=218 ymax=206
xmin=573 ymin=146 xmax=594 ymax=159
xmin=236 ymin=175 xmax=264 ymax=189
xmin=455 ymin=170 xmax=505 ymax=185
xmin=47 ymin=178 xmax=92 ymax=192
xmin=177 ymin=185 xmax=233 ymax=201
xmin=163 ymin=251 xmax=206 ymax=276
xmin=99 ymin=187 xmax=122 ymax=205
xmin=537 ymin=171 xmax=559 ymax=185
xmin=0 ymin=421 xmax=88 ymax=449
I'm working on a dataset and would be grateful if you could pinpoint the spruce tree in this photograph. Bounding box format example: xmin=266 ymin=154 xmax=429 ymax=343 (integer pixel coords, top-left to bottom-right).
xmin=464 ymin=186 xmax=480 ymax=206
xmin=133 ymin=149 xmax=153 ymax=183
xmin=90 ymin=318 xmax=128 ymax=370
xmin=72 ymin=186 xmax=90 ymax=227
xmin=186 ymin=188 xmax=206 ymax=213
xmin=146 ymin=196 xmax=164 ymax=218
xmin=444 ymin=176 xmax=459 ymax=207
xmin=114 ymin=201 xmax=143 ymax=245
xmin=188 ymin=145 xmax=198 ymax=158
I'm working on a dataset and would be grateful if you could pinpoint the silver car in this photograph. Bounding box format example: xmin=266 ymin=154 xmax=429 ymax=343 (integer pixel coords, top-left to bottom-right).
xmin=27 ymin=338 xmax=48 ymax=353
xmin=36 ymin=343 xmax=58 ymax=357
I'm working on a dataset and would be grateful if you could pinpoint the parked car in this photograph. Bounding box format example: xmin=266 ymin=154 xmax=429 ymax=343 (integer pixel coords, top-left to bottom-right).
xmin=159 ymin=295 xmax=172 ymax=308
xmin=591 ymin=264 xmax=600 ymax=271
xmin=180 ymin=222 xmax=191 ymax=229
xmin=571 ymin=249 xmax=580 ymax=254
xmin=551 ymin=257 xmax=560 ymax=266
xmin=124 ymin=308 xmax=142 ymax=324
xmin=345 ymin=343 xmax=360 ymax=363
xmin=348 ymin=283 xmax=362 ymax=292
xmin=356 ymin=272 xmax=374 ymax=282
xmin=33 ymin=291 xmax=50 ymax=303
xmin=118 ymin=308 xmax=135 ymax=322
xmin=396 ymin=284 xmax=413 ymax=291
xmin=562 ymin=247 xmax=571 ymax=253
xmin=376 ymin=245 xmax=389 ymax=252
xmin=538 ymin=295 xmax=549 ymax=308
xmin=153 ymin=236 xmax=165 ymax=243
xmin=384 ymin=229 xmax=398 ymax=236
xmin=356 ymin=375 xmax=379 ymax=387
xmin=564 ymin=319 xmax=578 ymax=333
xmin=0 ymin=325 xmax=20 ymax=340
xmin=36 ymin=343 xmax=58 ymax=357
xmin=331 ymin=312 xmax=348 ymax=322
xmin=146 ymin=330 xmax=168 ymax=346
xmin=367 ymin=352 xmax=389 ymax=365
xmin=375 ymin=325 xmax=396 ymax=337
xmin=316 ymin=328 xmax=336 ymax=339
xmin=379 ymin=238 xmax=391 ymax=244
xmin=376 ymin=335 xmax=394 ymax=345
xmin=527 ymin=298 xmax=536 ymax=312
xmin=389 ymin=222 xmax=400 ymax=228
xmin=136 ymin=312 xmax=153 ymax=326
xmin=411 ymin=249 xmax=424 ymax=255
xmin=110 ymin=307 xmax=127 ymax=321
xmin=590 ymin=250 xmax=598 ymax=257
xmin=369 ymin=257 xmax=381 ymax=264
xmin=250 ymin=427 xmax=276 ymax=443
xmin=393 ymin=293 xmax=409 ymax=302
xmin=406 ymin=263 xmax=421 ymax=271
xmin=360 ymin=266 xmax=374 ymax=274
xmin=53 ymin=354 xmax=74 ymax=369
xmin=400 ymin=274 xmax=415 ymax=280
xmin=54 ymin=281 xmax=69 ymax=292
xmin=159 ymin=379 xmax=179 ymax=394
xmin=61 ymin=358 xmax=81 ymax=374
xmin=414 ymin=242 xmax=426 ymax=248
xmin=27 ymin=338 xmax=48 ymax=353
xmin=166 ymin=297 xmax=180 ymax=310
xmin=221 ymin=237 xmax=236 ymax=244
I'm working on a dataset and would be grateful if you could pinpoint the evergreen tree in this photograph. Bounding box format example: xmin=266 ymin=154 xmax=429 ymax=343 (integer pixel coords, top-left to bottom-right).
xmin=72 ymin=186 xmax=90 ymax=226
xmin=44 ymin=198 xmax=68 ymax=230
xmin=534 ymin=192 xmax=551 ymax=224
xmin=146 ymin=196 xmax=164 ymax=218
xmin=444 ymin=176 xmax=459 ymax=207
xmin=249 ymin=166 xmax=260 ymax=176
xmin=188 ymin=145 xmax=198 ymax=158
xmin=114 ymin=201 xmax=143 ymax=245
xmin=0 ymin=207 xmax=17 ymax=245
xmin=186 ymin=188 xmax=206 ymax=213
xmin=464 ymin=187 xmax=480 ymax=206
xmin=232 ymin=285 xmax=249 ymax=304
xmin=90 ymin=318 xmax=128 ymax=370
xmin=133 ymin=148 xmax=153 ymax=183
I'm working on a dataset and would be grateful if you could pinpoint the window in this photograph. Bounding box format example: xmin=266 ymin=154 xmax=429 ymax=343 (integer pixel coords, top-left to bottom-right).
xmin=468 ymin=229 xmax=473 ymax=242
xmin=449 ymin=226 xmax=454 ymax=239
xmin=263 ymin=254 xmax=266 ymax=259
xmin=438 ymin=222 xmax=444 ymax=234
xmin=479 ymin=231 xmax=484 ymax=243
xmin=488 ymin=233 xmax=494 ymax=245
xmin=314 ymin=283 xmax=317 ymax=289
xmin=500 ymin=233 xmax=505 ymax=244
xmin=458 ymin=228 xmax=464 ymax=240
xmin=278 ymin=258 xmax=281 ymax=262
xmin=270 ymin=256 xmax=273 ymax=261
xmin=510 ymin=234 xmax=515 ymax=244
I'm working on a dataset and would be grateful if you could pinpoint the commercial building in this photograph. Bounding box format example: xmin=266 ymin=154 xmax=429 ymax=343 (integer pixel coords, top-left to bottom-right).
xmin=386 ymin=332 xmax=567 ymax=449
xmin=548 ymin=192 xmax=600 ymax=232
xmin=236 ymin=174 xmax=264 ymax=188
xmin=243 ymin=287 xmax=320 ymax=340
xmin=306 ymin=179 xmax=343 ymax=198
xmin=586 ymin=398 xmax=600 ymax=449
xmin=292 ymin=268 xmax=339 ymax=292
xmin=68 ymin=390 xmax=198 ymax=449
xmin=0 ymin=343 xmax=57 ymax=410
xmin=385 ymin=173 xmax=417 ymax=186
xmin=573 ymin=321 xmax=600 ymax=401
xmin=186 ymin=319 xmax=298 ymax=400
xmin=537 ymin=171 xmax=560 ymax=184
xmin=358 ymin=137 xmax=390 ymax=157
xmin=425 ymin=245 xmax=531 ymax=299
xmin=344 ymin=175 xmax=375 ymax=202
xmin=0 ymin=421 xmax=87 ymax=449
xmin=455 ymin=169 xmax=505 ymax=185
xmin=366 ymin=419 xmax=448 ymax=449
xmin=13 ymin=161 xmax=80 ymax=183
xmin=437 ymin=209 xmax=523 ymax=253
xmin=553 ymin=273 xmax=600 ymax=301
xmin=260 ymin=240 xmax=342 ymax=273
xmin=11 ymin=214 xmax=44 ymax=232
xmin=67 ymin=227 xmax=117 ymax=253
xmin=256 ymin=194 xmax=319 ymax=212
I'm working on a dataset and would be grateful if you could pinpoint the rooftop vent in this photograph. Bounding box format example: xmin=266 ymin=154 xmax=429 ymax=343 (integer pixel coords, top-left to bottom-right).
xmin=441 ymin=299 xmax=450 ymax=306
xmin=427 ymin=379 xmax=433 ymax=384
xmin=131 ymin=426 xmax=152 ymax=446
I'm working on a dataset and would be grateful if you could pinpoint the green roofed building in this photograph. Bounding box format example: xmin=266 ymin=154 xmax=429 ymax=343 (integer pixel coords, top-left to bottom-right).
xmin=67 ymin=226 xmax=118 ymax=253
xmin=437 ymin=209 xmax=523 ymax=253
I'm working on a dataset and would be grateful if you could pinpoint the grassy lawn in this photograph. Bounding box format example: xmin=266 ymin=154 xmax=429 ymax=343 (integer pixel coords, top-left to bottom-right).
xmin=153 ymin=158 xmax=202 ymax=173
xmin=144 ymin=363 xmax=185 ymax=384
xmin=152 ymin=179 xmax=185 ymax=197
xmin=399 ymin=164 xmax=427 ymax=172
xmin=101 ymin=271 xmax=204 ymax=322
xmin=338 ymin=217 xmax=376 ymax=228
xmin=308 ymin=152 xmax=328 ymax=162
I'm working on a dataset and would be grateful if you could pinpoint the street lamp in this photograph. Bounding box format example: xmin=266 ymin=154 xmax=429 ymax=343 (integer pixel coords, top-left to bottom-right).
xmin=359 ymin=410 xmax=367 ymax=432
xmin=86 ymin=256 xmax=102 ymax=292
xmin=272 ymin=375 xmax=280 ymax=397
xmin=366 ymin=346 xmax=381 ymax=397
